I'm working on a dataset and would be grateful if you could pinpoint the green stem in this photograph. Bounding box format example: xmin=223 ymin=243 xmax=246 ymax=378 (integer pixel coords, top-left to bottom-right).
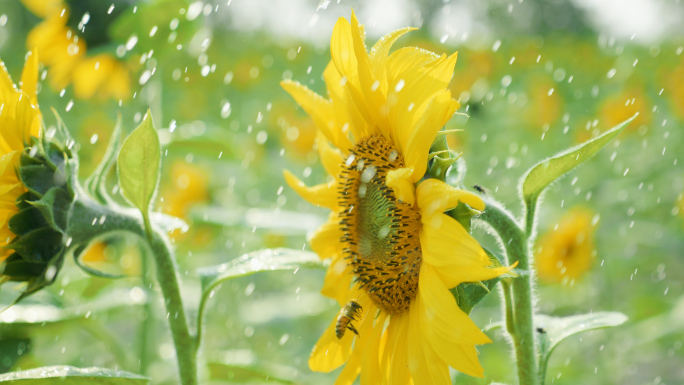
xmin=138 ymin=247 xmax=154 ymax=375
xmin=148 ymin=228 xmax=197 ymax=385
xmin=68 ymin=195 xmax=197 ymax=385
xmin=478 ymin=198 xmax=538 ymax=385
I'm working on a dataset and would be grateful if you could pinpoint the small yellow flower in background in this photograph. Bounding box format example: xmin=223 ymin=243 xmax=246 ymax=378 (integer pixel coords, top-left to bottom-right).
xmin=282 ymin=12 xmax=513 ymax=383
xmin=160 ymin=161 xmax=210 ymax=220
xmin=22 ymin=0 xmax=131 ymax=100
xmin=536 ymin=209 xmax=597 ymax=284
xmin=524 ymin=74 xmax=561 ymax=130
xmin=0 ymin=51 xmax=42 ymax=262
xmin=599 ymin=86 xmax=650 ymax=131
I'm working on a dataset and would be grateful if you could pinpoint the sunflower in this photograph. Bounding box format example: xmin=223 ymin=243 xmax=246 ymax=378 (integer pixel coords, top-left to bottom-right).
xmin=0 ymin=51 xmax=42 ymax=261
xmin=282 ymin=12 xmax=512 ymax=383
xmin=536 ymin=209 xmax=596 ymax=284
xmin=22 ymin=0 xmax=131 ymax=100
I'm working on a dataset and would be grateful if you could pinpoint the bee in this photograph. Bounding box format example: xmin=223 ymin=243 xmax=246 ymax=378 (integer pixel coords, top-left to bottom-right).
xmin=335 ymin=300 xmax=363 ymax=339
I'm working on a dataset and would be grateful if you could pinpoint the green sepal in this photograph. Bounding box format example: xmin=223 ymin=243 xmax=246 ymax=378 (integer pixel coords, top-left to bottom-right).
xmin=0 ymin=254 xmax=46 ymax=280
xmin=18 ymin=165 xmax=56 ymax=198
xmin=85 ymin=114 xmax=123 ymax=204
xmin=15 ymin=192 xmax=35 ymax=210
xmin=428 ymin=154 xmax=459 ymax=181
xmin=447 ymin=201 xmax=481 ymax=231
xmin=8 ymin=206 xmax=48 ymax=236
xmin=28 ymin=187 xmax=71 ymax=232
xmin=7 ymin=227 xmax=64 ymax=262
xmin=451 ymin=248 xmax=506 ymax=315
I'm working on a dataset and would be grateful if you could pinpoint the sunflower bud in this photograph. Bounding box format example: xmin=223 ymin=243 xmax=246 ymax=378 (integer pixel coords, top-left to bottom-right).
xmin=1 ymin=132 xmax=78 ymax=302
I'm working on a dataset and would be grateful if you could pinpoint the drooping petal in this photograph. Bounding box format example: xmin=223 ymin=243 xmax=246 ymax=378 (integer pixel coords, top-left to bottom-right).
xmin=369 ymin=27 xmax=416 ymax=95
xmin=360 ymin=312 xmax=388 ymax=385
xmin=309 ymin=317 xmax=354 ymax=372
xmin=332 ymin=300 xmax=378 ymax=385
xmin=383 ymin=313 xmax=411 ymax=385
xmin=407 ymin=299 xmax=450 ymax=385
xmin=402 ymin=90 xmax=458 ymax=180
xmin=281 ymin=80 xmax=352 ymax=152
xmin=283 ymin=170 xmax=338 ymax=210
xmin=421 ymin=212 xmax=513 ymax=287
xmin=385 ymin=167 xmax=415 ymax=206
xmin=20 ymin=49 xmax=39 ymax=107
xmin=418 ymin=264 xmax=490 ymax=377
xmin=416 ymin=178 xmax=485 ymax=216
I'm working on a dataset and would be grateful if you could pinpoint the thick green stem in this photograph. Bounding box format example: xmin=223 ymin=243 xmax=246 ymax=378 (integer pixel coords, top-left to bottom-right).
xmin=148 ymin=229 xmax=197 ymax=385
xmin=479 ymin=198 xmax=538 ymax=385
xmin=68 ymin=195 xmax=197 ymax=385
xmin=138 ymin=247 xmax=154 ymax=375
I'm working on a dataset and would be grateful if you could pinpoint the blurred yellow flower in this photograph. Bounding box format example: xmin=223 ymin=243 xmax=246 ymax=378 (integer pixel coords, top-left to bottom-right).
xmin=282 ymin=12 xmax=512 ymax=383
xmin=536 ymin=209 xmax=597 ymax=284
xmin=525 ymin=75 xmax=561 ymax=130
xmin=160 ymin=161 xmax=209 ymax=220
xmin=22 ymin=0 xmax=131 ymax=100
xmin=271 ymin=103 xmax=317 ymax=159
xmin=599 ymin=86 xmax=650 ymax=131
xmin=0 ymin=51 xmax=42 ymax=261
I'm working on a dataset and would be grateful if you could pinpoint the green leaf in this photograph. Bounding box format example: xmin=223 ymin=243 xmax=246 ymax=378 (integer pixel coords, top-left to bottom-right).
xmin=0 ymin=366 xmax=149 ymax=384
xmin=537 ymin=312 xmax=628 ymax=383
xmin=450 ymin=248 xmax=505 ymax=314
xmin=207 ymin=350 xmax=301 ymax=384
xmin=196 ymin=248 xmax=326 ymax=350
xmin=117 ymin=111 xmax=161 ymax=221
xmin=521 ymin=114 xmax=636 ymax=212
xmin=86 ymin=115 xmax=123 ymax=204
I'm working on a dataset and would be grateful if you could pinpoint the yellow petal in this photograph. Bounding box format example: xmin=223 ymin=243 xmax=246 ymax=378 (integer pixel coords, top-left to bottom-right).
xmin=350 ymin=11 xmax=390 ymax=139
xmin=388 ymin=53 xmax=458 ymax=151
xmin=384 ymin=314 xmax=411 ymax=385
xmin=281 ymin=80 xmax=352 ymax=152
xmin=283 ymin=169 xmax=338 ymax=210
xmin=360 ymin=312 xmax=388 ymax=385
xmin=317 ymin=133 xmax=343 ymax=178
xmin=309 ymin=215 xmax=343 ymax=259
xmin=323 ymin=61 xmax=370 ymax=144
xmin=421 ymin=213 xmax=513 ymax=287
xmin=407 ymin=299 xmax=451 ymax=385
xmin=331 ymin=17 xmax=359 ymax=90
xmin=386 ymin=47 xmax=441 ymax=87
xmin=321 ymin=255 xmax=353 ymax=305
xmin=418 ymin=264 xmax=490 ymax=377
xmin=369 ymin=27 xmax=416 ymax=95
xmin=332 ymin=299 xmax=377 ymax=385
xmin=309 ymin=317 xmax=354 ymax=372
xmin=385 ymin=167 xmax=415 ymax=206
xmin=403 ymin=90 xmax=458 ymax=180
xmin=416 ymin=178 xmax=485 ymax=216
xmin=20 ymin=49 xmax=39 ymax=107
xmin=72 ymin=55 xmax=111 ymax=99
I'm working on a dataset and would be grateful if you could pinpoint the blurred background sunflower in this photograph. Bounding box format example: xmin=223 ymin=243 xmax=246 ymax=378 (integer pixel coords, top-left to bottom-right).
xmin=21 ymin=0 xmax=133 ymax=100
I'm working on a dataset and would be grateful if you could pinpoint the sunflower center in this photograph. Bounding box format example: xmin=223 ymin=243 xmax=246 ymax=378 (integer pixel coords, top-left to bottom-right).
xmin=338 ymin=134 xmax=422 ymax=315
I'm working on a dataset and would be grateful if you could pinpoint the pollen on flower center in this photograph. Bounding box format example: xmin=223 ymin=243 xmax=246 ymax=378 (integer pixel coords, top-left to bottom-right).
xmin=338 ymin=134 xmax=422 ymax=315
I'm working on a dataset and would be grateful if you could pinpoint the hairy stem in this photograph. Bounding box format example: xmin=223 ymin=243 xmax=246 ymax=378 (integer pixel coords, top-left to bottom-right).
xmin=478 ymin=198 xmax=538 ymax=385
xmin=69 ymin=195 xmax=197 ymax=385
